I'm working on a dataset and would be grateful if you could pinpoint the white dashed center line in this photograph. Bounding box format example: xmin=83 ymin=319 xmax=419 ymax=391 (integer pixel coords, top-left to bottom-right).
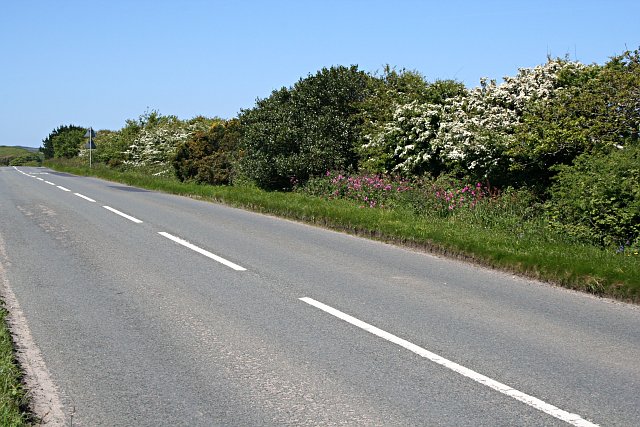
xmin=56 ymin=186 xmax=71 ymax=192
xmin=299 ymin=297 xmax=598 ymax=427
xmin=102 ymin=206 xmax=143 ymax=223
xmin=158 ymin=231 xmax=246 ymax=271
xmin=74 ymin=193 xmax=96 ymax=202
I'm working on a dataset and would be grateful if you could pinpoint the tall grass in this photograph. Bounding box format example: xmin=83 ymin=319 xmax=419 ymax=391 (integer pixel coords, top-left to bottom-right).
xmin=44 ymin=160 xmax=640 ymax=302
xmin=0 ymin=308 xmax=32 ymax=426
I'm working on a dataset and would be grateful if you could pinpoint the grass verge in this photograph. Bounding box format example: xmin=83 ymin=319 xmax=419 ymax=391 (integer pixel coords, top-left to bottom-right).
xmin=0 ymin=307 xmax=32 ymax=426
xmin=43 ymin=160 xmax=640 ymax=302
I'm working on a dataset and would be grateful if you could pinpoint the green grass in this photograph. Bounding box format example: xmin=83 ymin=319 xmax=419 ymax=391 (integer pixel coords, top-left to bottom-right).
xmin=0 ymin=308 xmax=32 ymax=426
xmin=0 ymin=147 xmax=32 ymax=157
xmin=44 ymin=159 xmax=640 ymax=302
xmin=0 ymin=146 xmax=41 ymax=167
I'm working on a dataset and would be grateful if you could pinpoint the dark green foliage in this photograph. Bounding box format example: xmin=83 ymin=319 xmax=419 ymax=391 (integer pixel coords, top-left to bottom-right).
xmin=52 ymin=127 xmax=85 ymax=158
xmin=546 ymin=144 xmax=640 ymax=248
xmin=40 ymin=125 xmax=87 ymax=159
xmin=360 ymin=66 xmax=431 ymax=126
xmin=239 ymin=65 xmax=374 ymax=190
xmin=173 ymin=119 xmax=240 ymax=185
xmin=362 ymin=66 xmax=465 ymax=122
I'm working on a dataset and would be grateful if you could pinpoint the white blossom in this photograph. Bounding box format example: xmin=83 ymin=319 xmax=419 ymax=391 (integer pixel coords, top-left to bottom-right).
xmin=122 ymin=118 xmax=210 ymax=169
xmin=364 ymin=58 xmax=587 ymax=176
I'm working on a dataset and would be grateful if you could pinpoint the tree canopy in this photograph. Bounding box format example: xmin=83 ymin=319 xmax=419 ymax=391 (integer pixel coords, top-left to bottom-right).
xmin=40 ymin=125 xmax=86 ymax=159
xmin=239 ymin=65 xmax=374 ymax=189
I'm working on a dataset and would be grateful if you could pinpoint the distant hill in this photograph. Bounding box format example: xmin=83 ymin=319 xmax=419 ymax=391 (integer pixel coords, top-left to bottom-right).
xmin=0 ymin=146 xmax=42 ymax=166
xmin=14 ymin=146 xmax=40 ymax=153
xmin=0 ymin=146 xmax=33 ymax=156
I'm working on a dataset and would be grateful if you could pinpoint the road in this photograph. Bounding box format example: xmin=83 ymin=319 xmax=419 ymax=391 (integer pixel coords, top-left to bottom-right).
xmin=0 ymin=165 xmax=639 ymax=426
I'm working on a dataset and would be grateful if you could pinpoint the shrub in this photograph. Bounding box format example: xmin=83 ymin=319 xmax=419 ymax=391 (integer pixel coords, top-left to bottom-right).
xmin=173 ymin=119 xmax=240 ymax=185
xmin=120 ymin=113 xmax=215 ymax=176
xmin=512 ymin=51 xmax=640 ymax=191
xmin=9 ymin=153 xmax=41 ymax=166
xmin=92 ymin=129 xmax=130 ymax=165
xmin=545 ymin=144 xmax=640 ymax=249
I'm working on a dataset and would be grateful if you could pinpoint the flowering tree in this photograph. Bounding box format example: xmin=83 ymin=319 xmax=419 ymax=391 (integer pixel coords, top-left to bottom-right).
xmin=359 ymin=76 xmax=465 ymax=174
xmin=365 ymin=58 xmax=588 ymax=184
xmin=122 ymin=114 xmax=212 ymax=175
xmin=362 ymin=101 xmax=445 ymax=175
xmin=513 ymin=51 xmax=639 ymax=187
xmin=435 ymin=59 xmax=587 ymax=180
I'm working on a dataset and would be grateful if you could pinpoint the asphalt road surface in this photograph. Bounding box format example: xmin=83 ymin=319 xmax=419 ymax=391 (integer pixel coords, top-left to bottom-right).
xmin=1 ymin=166 xmax=639 ymax=426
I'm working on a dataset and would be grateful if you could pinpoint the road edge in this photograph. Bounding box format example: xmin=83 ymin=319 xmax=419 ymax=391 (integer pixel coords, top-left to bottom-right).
xmin=0 ymin=234 xmax=67 ymax=426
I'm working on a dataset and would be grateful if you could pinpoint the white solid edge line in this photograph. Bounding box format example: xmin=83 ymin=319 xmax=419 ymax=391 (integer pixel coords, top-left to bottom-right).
xmin=102 ymin=206 xmax=143 ymax=223
xmin=299 ymin=297 xmax=598 ymax=427
xmin=56 ymin=186 xmax=71 ymax=192
xmin=74 ymin=193 xmax=96 ymax=202
xmin=158 ymin=231 xmax=246 ymax=271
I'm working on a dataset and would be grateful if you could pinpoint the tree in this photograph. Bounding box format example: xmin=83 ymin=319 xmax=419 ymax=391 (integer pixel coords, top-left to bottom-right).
xmin=360 ymin=78 xmax=465 ymax=175
xmin=52 ymin=127 xmax=86 ymax=158
xmin=358 ymin=66 xmax=465 ymax=173
xmin=239 ymin=65 xmax=374 ymax=190
xmin=40 ymin=125 xmax=85 ymax=159
xmin=432 ymin=58 xmax=588 ymax=184
xmin=511 ymin=50 xmax=640 ymax=191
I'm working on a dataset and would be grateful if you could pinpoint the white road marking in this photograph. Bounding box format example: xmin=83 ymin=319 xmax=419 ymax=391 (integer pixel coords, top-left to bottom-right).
xmin=158 ymin=231 xmax=246 ymax=271
xmin=74 ymin=193 xmax=96 ymax=203
xmin=44 ymin=181 xmax=55 ymax=185
xmin=56 ymin=186 xmax=71 ymax=192
xmin=36 ymin=177 xmax=44 ymax=181
xmin=13 ymin=167 xmax=47 ymax=178
xmin=102 ymin=206 xmax=143 ymax=223
xmin=299 ymin=297 xmax=599 ymax=427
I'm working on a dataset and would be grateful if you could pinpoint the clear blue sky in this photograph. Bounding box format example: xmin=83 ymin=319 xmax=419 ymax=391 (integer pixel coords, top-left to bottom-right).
xmin=2 ymin=0 xmax=638 ymax=148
